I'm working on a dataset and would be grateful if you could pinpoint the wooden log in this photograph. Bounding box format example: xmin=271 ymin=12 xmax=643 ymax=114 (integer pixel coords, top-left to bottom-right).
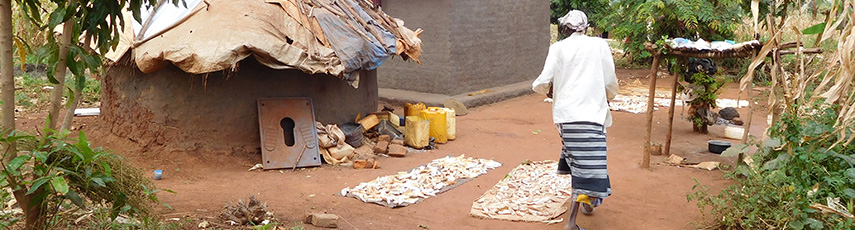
xmin=779 ymin=41 xmax=800 ymax=49
xmin=643 ymin=55 xmax=662 ymax=169
xmin=742 ymin=82 xmax=754 ymax=145
xmin=777 ymin=48 xmax=824 ymax=56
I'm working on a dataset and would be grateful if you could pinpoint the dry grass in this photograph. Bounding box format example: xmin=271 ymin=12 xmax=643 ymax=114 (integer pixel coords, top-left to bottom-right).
xmin=741 ymin=0 xmax=855 ymax=146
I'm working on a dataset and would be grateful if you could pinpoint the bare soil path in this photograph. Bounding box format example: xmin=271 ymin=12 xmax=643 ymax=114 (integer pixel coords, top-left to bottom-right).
xmin=15 ymin=69 xmax=767 ymax=229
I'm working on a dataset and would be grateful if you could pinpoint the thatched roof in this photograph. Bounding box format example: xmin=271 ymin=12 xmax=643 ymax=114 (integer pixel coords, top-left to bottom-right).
xmin=107 ymin=0 xmax=423 ymax=87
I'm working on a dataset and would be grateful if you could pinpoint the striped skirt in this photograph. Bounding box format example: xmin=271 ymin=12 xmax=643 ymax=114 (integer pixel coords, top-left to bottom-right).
xmin=557 ymin=122 xmax=612 ymax=198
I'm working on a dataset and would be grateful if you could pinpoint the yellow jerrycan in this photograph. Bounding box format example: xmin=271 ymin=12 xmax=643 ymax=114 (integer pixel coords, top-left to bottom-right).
xmin=405 ymin=103 xmax=427 ymax=117
xmin=428 ymin=107 xmax=455 ymax=140
xmin=404 ymin=116 xmax=430 ymax=148
xmin=420 ymin=108 xmax=448 ymax=144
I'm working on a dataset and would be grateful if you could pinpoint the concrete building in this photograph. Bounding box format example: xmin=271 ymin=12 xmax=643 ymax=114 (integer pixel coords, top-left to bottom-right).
xmin=377 ymin=0 xmax=550 ymax=101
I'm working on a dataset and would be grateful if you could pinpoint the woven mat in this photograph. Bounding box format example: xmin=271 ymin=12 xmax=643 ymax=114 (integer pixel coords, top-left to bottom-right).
xmin=469 ymin=160 xmax=572 ymax=222
xmin=339 ymin=155 xmax=501 ymax=208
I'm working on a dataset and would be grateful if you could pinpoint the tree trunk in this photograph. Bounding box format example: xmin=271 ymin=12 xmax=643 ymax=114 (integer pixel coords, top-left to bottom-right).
xmin=12 ymin=186 xmax=45 ymax=229
xmin=60 ymin=35 xmax=91 ymax=132
xmin=60 ymin=83 xmax=82 ymax=132
xmin=47 ymin=21 xmax=74 ymax=131
xmin=0 ymin=0 xmax=15 ymax=163
xmin=2 ymin=1 xmax=46 ymax=228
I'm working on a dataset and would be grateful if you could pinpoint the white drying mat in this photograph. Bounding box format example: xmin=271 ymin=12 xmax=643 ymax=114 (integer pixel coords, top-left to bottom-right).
xmin=339 ymin=155 xmax=501 ymax=208
xmin=470 ymin=160 xmax=573 ymax=222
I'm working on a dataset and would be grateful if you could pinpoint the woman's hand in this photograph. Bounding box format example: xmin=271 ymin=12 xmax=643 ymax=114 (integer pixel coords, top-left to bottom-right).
xmin=547 ymin=83 xmax=554 ymax=99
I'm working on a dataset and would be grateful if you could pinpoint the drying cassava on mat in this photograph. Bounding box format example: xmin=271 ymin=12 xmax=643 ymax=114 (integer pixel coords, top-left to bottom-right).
xmin=470 ymin=160 xmax=573 ymax=222
xmin=340 ymin=155 xmax=502 ymax=208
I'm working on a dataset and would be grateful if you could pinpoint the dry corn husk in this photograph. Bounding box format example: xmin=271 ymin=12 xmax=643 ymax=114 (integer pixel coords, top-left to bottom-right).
xmin=316 ymin=122 xmax=345 ymax=148
xmin=738 ymin=0 xmax=855 ymax=147
xmin=317 ymin=122 xmax=355 ymax=165
xmin=341 ymin=155 xmax=502 ymax=208
xmin=469 ymin=161 xmax=573 ymax=222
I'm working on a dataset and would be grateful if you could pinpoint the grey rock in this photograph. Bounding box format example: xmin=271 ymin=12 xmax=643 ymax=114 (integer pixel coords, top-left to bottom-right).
xmin=719 ymin=107 xmax=740 ymax=120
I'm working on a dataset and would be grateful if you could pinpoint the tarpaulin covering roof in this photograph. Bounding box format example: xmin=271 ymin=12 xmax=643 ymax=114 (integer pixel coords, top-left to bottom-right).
xmin=660 ymin=40 xmax=763 ymax=59
xmin=108 ymin=0 xmax=423 ymax=87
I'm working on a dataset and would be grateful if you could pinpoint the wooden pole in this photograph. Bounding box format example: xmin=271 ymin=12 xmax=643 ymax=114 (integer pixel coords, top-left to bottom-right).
xmin=664 ymin=58 xmax=682 ymax=156
xmin=742 ymin=83 xmax=754 ymax=143
xmin=643 ymin=54 xmax=661 ymax=169
xmin=741 ymin=56 xmax=758 ymax=165
xmin=741 ymin=51 xmax=762 ymax=146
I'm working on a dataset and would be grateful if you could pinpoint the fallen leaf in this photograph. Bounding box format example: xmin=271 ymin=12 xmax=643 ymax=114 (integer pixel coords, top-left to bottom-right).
xmin=198 ymin=220 xmax=210 ymax=228
xmin=743 ymin=156 xmax=754 ymax=166
xmin=665 ymin=155 xmax=685 ymax=165
xmin=687 ymin=161 xmax=720 ymax=171
xmin=467 ymin=89 xmax=493 ymax=96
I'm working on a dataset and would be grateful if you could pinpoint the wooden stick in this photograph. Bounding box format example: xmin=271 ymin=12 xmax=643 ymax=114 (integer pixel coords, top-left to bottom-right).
xmin=338 ymin=0 xmax=388 ymax=48
xmin=664 ymin=58 xmax=683 ymax=156
xmin=135 ymin=0 xmax=168 ymax=41
xmin=742 ymin=83 xmax=754 ymax=144
xmin=778 ymin=41 xmax=800 ymax=49
xmin=777 ymin=48 xmax=823 ymax=56
xmin=643 ymin=55 xmax=662 ymax=169
xmin=293 ymin=144 xmax=308 ymax=171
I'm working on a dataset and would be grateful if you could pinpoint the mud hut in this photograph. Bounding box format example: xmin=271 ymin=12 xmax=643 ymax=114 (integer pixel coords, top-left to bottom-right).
xmin=101 ymin=0 xmax=422 ymax=154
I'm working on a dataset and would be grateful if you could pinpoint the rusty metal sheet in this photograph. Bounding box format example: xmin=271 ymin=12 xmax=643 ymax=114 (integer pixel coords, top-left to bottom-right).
xmin=258 ymin=98 xmax=321 ymax=169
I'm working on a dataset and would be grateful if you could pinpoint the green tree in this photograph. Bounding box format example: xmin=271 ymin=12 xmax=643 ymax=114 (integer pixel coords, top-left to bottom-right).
xmin=602 ymin=0 xmax=745 ymax=63
xmin=550 ymin=0 xmax=611 ymax=26
xmin=2 ymin=0 xmax=172 ymax=228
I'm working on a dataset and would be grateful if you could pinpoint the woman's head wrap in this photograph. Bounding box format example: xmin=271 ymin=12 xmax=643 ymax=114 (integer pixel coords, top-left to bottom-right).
xmin=558 ymin=10 xmax=588 ymax=32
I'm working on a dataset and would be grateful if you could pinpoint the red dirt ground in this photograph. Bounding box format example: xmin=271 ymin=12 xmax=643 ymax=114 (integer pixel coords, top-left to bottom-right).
xmin=15 ymin=69 xmax=768 ymax=229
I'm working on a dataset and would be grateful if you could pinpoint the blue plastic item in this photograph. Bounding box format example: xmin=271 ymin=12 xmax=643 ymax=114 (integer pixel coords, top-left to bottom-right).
xmin=153 ymin=170 xmax=163 ymax=180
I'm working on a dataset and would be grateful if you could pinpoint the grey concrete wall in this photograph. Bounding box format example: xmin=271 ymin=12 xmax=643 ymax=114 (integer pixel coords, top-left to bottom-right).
xmin=378 ymin=0 xmax=550 ymax=95
xmin=377 ymin=0 xmax=452 ymax=94
xmin=101 ymin=57 xmax=377 ymax=154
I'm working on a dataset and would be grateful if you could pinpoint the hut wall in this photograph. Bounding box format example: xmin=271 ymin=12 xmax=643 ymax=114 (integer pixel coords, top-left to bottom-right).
xmin=377 ymin=0 xmax=550 ymax=95
xmin=101 ymin=58 xmax=378 ymax=154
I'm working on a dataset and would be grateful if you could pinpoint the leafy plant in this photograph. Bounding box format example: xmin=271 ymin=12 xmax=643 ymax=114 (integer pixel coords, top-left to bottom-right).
xmin=0 ymin=179 xmax=22 ymax=228
xmin=689 ymin=103 xmax=855 ymax=229
xmin=290 ymin=221 xmax=305 ymax=230
xmin=684 ymin=71 xmax=727 ymax=133
xmin=254 ymin=221 xmax=279 ymax=230
xmin=68 ymin=208 xmax=190 ymax=230
xmin=693 ymin=1 xmax=855 ymax=227
xmin=1 ymin=124 xmax=166 ymax=229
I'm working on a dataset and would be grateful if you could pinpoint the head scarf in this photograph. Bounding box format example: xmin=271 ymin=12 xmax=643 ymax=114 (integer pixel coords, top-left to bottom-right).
xmin=558 ymin=10 xmax=588 ymax=32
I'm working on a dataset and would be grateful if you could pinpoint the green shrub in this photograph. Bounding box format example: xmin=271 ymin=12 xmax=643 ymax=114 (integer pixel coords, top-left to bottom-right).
xmin=1 ymin=126 xmax=172 ymax=229
xmin=603 ymin=0 xmax=745 ymax=65
xmin=689 ymin=103 xmax=855 ymax=229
